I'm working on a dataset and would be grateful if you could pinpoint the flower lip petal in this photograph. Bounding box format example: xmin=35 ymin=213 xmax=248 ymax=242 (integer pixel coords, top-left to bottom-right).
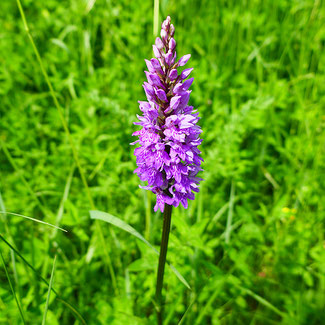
xmin=179 ymin=115 xmax=196 ymax=129
xmin=165 ymin=115 xmax=178 ymax=127
xmin=138 ymin=101 xmax=151 ymax=112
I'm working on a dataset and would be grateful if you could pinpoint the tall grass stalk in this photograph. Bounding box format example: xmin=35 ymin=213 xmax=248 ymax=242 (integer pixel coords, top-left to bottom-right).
xmin=0 ymin=234 xmax=87 ymax=325
xmin=225 ymin=180 xmax=235 ymax=244
xmin=42 ymin=255 xmax=57 ymax=325
xmin=1 ymin=252 xmax=26 ymax=324
xmin=153 ymin=0 xmax=159 ymax=36
xmin=0 ymin=139 xmax=48 ymax=216
xmin=0 ymin=189 xmax=21 ymax=300
xmin=15 ymin=0 xmax=93 ymax=209
xmin=145 ymin=0 xmax=160 ymax=242
xmin=15 ymin=0 xmax=117 ymax=293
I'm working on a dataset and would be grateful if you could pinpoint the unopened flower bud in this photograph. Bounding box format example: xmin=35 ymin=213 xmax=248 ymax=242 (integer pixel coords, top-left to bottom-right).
xmin=155 ymin=37 xmax=164 ymax=50
xmin=169 ymin=38 xmax=176 ymax=51
xmin=162 ymin=16 xmax=171 ymax=31
xmin=153 ymin=45 xmax=161 ymax=58
xmin=169 ymin=24 xmax=175 ymax=37
xmin=160 ymin=29 xmax=168 ymax=43
xmin=165 ymin=51 xmax=173 ymax=66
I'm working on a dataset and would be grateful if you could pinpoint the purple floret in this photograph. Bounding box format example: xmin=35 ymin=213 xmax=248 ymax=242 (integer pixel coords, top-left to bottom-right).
xmin=132 ymin=16 xmax=203 ymax=212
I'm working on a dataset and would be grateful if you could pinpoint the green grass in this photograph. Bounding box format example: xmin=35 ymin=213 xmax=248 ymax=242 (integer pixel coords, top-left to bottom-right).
xmin=1 ymin=0 xmax=325 ymax=324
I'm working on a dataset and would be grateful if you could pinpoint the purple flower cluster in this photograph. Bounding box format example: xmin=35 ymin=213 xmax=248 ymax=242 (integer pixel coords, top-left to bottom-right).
xmin=132 ymin=16 xmax=203 ymax=212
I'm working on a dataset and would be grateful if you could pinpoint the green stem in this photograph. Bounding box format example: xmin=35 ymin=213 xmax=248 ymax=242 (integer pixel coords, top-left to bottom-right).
xmin=155 ymin=204 xmax=172 ymax=325
xmin=153 ymin=0 xmax=159 ymax=36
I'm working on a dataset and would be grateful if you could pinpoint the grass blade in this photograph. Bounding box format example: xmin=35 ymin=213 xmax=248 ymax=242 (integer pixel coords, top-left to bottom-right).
xmin=239 ymin=285 xmax=285 ymax=318
xmin=0 ymin=139 xmax=49 ymax=216
xmin=90 ymin=210 xmax=156 ymax=252
xmin=0 ymin=212 xmax=67 ymax=232
xmin=52 ymin=164 xmax=75 ymax=238
xmin=0 ymin=189 xmax=21 ymax=295
xmin=177 ymin=297 xmax=195 ymax=325
xmin=0 ymin=235 xmax=87 ymax=325
xmin=1 ymin=251 xmax=26 ymax=324
xmin=225 ymin=180 xmax=235 ymax=244
xmin=90 ymin=210 xmax=190 ymax=289
xmin=168 ymin=265 xmax=190 ymax=290
xmin=42 ymin=255 xmax=57 ymax=325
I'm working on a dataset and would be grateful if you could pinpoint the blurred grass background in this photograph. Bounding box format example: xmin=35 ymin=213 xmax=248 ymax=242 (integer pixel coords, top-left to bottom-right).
xmin=1 ymin=0 xmax=325 ymax=324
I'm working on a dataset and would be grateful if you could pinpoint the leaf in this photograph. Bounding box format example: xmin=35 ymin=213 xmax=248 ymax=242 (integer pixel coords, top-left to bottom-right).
xmin=128 ymin=258 xmax=156 ymax=272
xmin=42 ymin=255 xmax=57 ymax=325
xmin=89 ymin=210 xmax=191 ymax=289
xmin=237 ymin=284 xmax=285 ymax=317
xmin=90 ymin=210 xmax=156 ymax=252
xmin=50 ymin=39 xmax=69 ymax=53
xmin=84 ymin=0 xmax=97 ymax=13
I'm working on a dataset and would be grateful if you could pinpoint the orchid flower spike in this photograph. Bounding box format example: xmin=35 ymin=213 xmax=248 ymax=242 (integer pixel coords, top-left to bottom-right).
xmin=132 ymin=16 xmax=203 ymax=212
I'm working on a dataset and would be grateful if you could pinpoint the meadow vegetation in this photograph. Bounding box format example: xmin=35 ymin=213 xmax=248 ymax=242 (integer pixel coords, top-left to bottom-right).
xmin=0 ymin=0 xmax=325 ymax=324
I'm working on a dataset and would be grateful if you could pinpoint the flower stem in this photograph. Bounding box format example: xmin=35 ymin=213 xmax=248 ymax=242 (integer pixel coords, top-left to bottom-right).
xmin=155 ymin=204 xmax=172 ymax=325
